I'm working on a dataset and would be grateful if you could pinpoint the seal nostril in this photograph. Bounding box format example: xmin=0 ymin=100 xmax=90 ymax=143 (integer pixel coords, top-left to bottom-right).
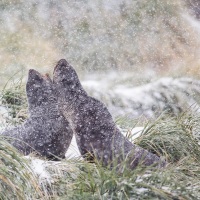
xmin=29 ymin=69 xmax=35 ymax=74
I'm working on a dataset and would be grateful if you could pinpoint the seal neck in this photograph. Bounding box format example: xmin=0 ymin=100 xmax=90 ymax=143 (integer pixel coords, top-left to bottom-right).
xmin=28 ymin=104 xmax=59 ymax=118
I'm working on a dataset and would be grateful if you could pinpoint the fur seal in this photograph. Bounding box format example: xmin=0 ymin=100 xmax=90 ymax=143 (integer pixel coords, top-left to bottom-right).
xmin=1 ymin=69 xmax=73 ymax=160
xmin=53 ymin=59 xmax=165 ymax=168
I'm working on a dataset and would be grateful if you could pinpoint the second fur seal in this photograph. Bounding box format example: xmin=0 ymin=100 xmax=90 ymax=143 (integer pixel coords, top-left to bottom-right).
xmin=1 ymin=69 xmax=73 ymax=160
xmin=53 ymin=59 xmax=165 ymax=169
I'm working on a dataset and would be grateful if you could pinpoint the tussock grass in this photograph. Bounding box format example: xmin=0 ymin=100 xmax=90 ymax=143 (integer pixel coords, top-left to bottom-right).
xmin=1 ymin=82 xmax=200 ymax=199
xmin=136 ymin=112 xmax=200 ymax=162
xmin=58 ymin=112 xmax=200 ymax=200
xmin=0 ymin=76 xmax=27 ymax=126
xmin=0 ymin=138 xmax=44 ymax=199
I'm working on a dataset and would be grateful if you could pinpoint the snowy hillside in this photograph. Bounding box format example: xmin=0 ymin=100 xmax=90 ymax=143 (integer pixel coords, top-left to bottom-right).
xmin=83 ymin=77 xmax=200 ymax=119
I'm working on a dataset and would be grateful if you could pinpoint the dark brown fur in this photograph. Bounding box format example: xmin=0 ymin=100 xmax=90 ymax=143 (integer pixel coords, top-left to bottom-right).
xmin=1 ymin=69 xmax=73 ymax=160
xmin=53 ymin=59 xmax=165 ymax=168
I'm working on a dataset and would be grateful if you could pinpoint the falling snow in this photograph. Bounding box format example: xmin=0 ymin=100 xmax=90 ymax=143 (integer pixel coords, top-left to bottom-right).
xmin=0 ymin=0 xmax=200 ymax=198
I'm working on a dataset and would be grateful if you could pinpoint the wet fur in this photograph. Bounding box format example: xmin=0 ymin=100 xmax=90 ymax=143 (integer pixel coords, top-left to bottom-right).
xmin=53 ymin=59 xmax=165 ymax=168
xmin=1 ymin=69 xmax=73 ymax=160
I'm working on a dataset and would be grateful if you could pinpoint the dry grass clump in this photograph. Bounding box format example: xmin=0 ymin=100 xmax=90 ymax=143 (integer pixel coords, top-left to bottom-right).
xmin=62 ymin=112 xmax=200 ymax=199
xmin=136 ymin=112 xmax=200 ymax=162
xmin=0 ymin=77 xmax=27 ymax=126
xmin=0 ymin=138 xmax=44 ymax=199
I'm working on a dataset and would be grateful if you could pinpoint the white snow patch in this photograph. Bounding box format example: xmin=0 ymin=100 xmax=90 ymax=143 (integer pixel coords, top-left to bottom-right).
xmin=131 ymin=127 xmax=144 ymax=140
xmin=82 ymin=80 xmax=102 ymax=90
xmin=121 ymin=127 xmax=144 ymax=141
xmin=25 ymin=156 xmax=50 ymax=181
xmin=136 ymin=188 xmax=149 ymax=194
xmin=65 ymin=135 xmax=82 ymax=159
xmin=0 ymin=106 xmax=9 ymax=127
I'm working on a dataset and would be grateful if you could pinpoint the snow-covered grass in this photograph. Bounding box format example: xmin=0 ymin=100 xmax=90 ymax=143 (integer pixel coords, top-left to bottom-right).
xmin=0 ymin=77 xmax=200 ymax=199
xmin=84 ymin=77 xmax=200 ymax=120
xmin=0 ymin=138 xmax=43 ymax=199
xmin=1 ymin=111 xmax=200 ymax=199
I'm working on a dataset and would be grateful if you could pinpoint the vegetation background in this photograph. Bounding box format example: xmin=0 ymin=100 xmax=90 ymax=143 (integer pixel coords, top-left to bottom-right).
xmin=1 ymin=0 xmax=200 ymax=199
xmin=1 ymin=0 xmax=200 ymax=85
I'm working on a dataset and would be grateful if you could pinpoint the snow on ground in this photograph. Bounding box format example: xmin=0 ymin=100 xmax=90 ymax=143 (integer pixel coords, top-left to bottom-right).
xmin=65 ymin=135 xmax=82 ymax=159
xmin=25 ymin=156 xmax=51 ymax=181
xmin=126 ymin=127 xmax=144 ymax=140
xmin=0 ymin=105 xmax=9 ymax=127
xmin=83 ymin=77 xmax=200 ymax=118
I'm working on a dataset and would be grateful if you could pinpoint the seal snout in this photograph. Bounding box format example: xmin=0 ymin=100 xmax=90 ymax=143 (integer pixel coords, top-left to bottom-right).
xmin=58 ymin=59 xmax=68 ymax=66
xmin=29 ymin=69 xmax=37 ymax=75
xmin=53 ymin=59 xmax=69 ymax=74
xmin=28 ymin=69 xmax=42 ymax=80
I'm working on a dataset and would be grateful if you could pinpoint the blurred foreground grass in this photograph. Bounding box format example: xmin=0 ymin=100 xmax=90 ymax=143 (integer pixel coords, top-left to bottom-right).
xmin=0 ymin=80 xmax=200 ymax=199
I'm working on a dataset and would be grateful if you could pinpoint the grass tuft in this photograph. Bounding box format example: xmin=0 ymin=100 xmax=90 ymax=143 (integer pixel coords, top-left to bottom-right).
xmin=0 ymin=138 xmax=44 ymax=199
xmin=0 ymin=80 xmax=200 ymax=199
